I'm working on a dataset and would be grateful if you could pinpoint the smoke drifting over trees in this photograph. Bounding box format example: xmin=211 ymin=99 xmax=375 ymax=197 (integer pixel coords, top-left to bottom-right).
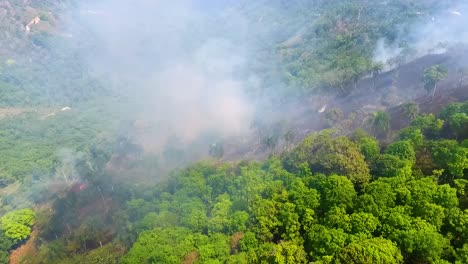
xmin=0 ymin=0 xmax=468 ymax=263
xmin=374 ymin=1 xmax=468 ymax=67
xmin=67 ymin=0 xmax=256 ymax=147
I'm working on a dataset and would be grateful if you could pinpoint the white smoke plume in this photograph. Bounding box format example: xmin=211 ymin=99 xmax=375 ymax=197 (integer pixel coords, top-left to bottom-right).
xmin=65 ymin=0 xmax=255 ymax=151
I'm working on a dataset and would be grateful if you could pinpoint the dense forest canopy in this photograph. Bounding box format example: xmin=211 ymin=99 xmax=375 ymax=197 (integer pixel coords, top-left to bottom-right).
xmin=0 ymin=0 xmax=467 ymax=263
xmin=8 ymin=100 xmax=463 ymax=264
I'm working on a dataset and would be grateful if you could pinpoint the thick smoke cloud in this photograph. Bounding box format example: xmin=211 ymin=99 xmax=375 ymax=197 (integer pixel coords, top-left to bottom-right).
xmin=67 ymin=0 xmax=255 ymax=151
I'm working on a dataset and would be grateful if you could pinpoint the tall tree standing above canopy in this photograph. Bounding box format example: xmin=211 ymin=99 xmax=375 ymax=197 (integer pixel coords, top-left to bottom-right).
xmin=283 ymin=131 xmax=371 ymax=186
xmin=423 ymin=65 xmax=448 ymax=98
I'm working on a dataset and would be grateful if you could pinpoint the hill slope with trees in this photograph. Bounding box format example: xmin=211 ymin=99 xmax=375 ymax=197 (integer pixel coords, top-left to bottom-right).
xmin=0 ymin=1 xmax=467 ymax=263
xmin=6 ymin=100 xmax=463 ymax=264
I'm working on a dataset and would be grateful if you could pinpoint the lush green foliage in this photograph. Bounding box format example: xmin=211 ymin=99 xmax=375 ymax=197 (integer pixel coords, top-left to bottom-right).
xmin=401 ymin=102 xmax=420 ymax=121
xmin=283 ymin=130 xmax=371 ymax=186
xmin=0 ymin=208 xmax=34 ymax=244
xmin=0 ymin=102 xmax=122 ymax=186
xmin=0 ymin=101 xmax=465 ymax=263
xmin=0 ymin=1 xmax=467 ymax=263
xmin=106 ymin=102 xmax=468 ymax=264
xmin=423 ymin=65 xmax=448 ymax=96
xmin=370 ymin=111 xmax=391 ymax=138
xmin=334 ymin=237 xmax=403 ymax=264
xmin=0 ymin=230 xmax=13 ymax=264
xmin=244 ymin=0 xmax=441 ymax=95
xmin=0 ymin=0 xmax=444 ymax=106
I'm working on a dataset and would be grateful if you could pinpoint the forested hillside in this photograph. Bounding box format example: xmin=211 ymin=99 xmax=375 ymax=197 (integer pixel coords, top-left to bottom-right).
xmin=0 ymin=0 xmax=460 ymax=104
xmin=0 ymin=0 xmax=467 ymax=264
xmin=117 ymin=103 xmax=468 ymax=263
xmin=9 ymin=100 xmax=466 ymax=264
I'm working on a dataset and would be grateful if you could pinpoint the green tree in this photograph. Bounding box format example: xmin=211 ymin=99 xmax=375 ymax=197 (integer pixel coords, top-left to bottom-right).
xmin=410 ymin=114 xmax=444 ymax=140
xmin=398 ymin=127 xmax=424 ymax=149
xmin=333 ymin=237 xmax=403 ymax=264
xmin=0 ymin=208 xmax=35 ymax=244
xmin=439 ymin=102 xmax=468 ymax=139
xmin=456 ymin=243 xmax=468 ymax=264
xmin=445 ymin=208 xmax=468 ymax=248
xmin=284 ymin=131 xmax=370 ymax=186
xmin=197 ymin=233 xmax=231 ymax=263
xmin=82 ymin=243 xmax=125 ymax=264
xmin=120 ymin=227 xmax=194 ymax=264
xmin=356 ymin=179 xmax=397 ymax=217
xmin=277 ymin=202 xmax=301 ymax=241
xmin=251 ymin=198 xmax=282 ymax=241
xmin=369 ymin=111 xmax=390 ymax=138
xmin=0 ymin=230 xmax=12 ymax=264
xmin=384 ymin=140 xmax=416 ymax=164
xmin=0 ymin=251 xmax=7 ymax=264
xmin=349 ymin=212 xmax=380 ymax=236
xmin=229 ymin=211 xmax=249 ymax=233
xmin=239 ymin=231 xmax=259 ymax=253
xmin=35 ymin=241 xmax=67 ymax=264
xmin=305 ymin=224 xmax=348 ymax=260
xmin=389 ymin=218 xmax=449 ymax=263
xmin=209 ymin=194 xmax=232 ymax=233
xmin=324 ymin=207 xmax=351 ymax=232
xmin=274 ymin=240 xmax=308 ymax=264
xmin=401 ymin=102 xmax=420 ymax=120
xmin=226 ymin=252 xmax=248 ymax=264
xmin=311 ymin=175 xmax=357 ymax=212
xmin=288 ymin=178 xmax=320 ymax=227
xmin=431 ymin=140 xmax=468 ymax=178
xmin=370 ymin=154 xmax=407 ymax=178
xmin=423 ymin=65 xmax=448 ymax=98
xmin=0 ymin=230 xmax=13 ymax=252
xmin=434 ymin=184 xmax=459 ymax=209
xmin=352 ymin=129 xmax=380 ymax=162
xmin=177 ymin=198 xmax=208 ymax=232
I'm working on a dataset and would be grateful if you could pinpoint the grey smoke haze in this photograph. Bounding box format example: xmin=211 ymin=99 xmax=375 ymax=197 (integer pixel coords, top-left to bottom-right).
xmin=411 ymin=3 xmax=468 ymax=54
xmin=373 ymin=38 xmax=402 ymax=69
xmin=67 ymin=0 xmax=255 ymax=150
xmin=374 ymin=1 xmax=468 ymax=67
xmin=61 ymin=0 xmax=468 ymax=153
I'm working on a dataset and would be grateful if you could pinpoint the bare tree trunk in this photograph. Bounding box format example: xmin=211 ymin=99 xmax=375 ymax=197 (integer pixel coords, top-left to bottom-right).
xmin=432 ymin=83 xmax=437 ymax=98
xmin=61 ymin=168 xmax=68 ymax=183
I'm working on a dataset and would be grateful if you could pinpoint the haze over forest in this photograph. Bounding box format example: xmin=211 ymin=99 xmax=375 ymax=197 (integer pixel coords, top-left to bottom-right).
xmin=0 ymin=0 xmax=467 ymax=263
